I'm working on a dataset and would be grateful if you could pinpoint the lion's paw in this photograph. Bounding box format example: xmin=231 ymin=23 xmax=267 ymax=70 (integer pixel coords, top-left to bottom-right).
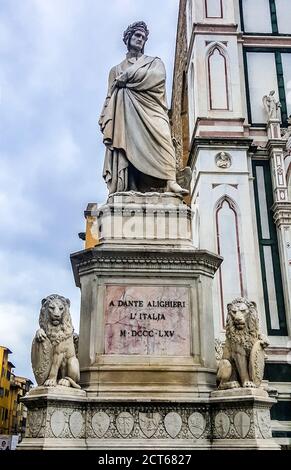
xmin=35 ymin=328 xmax=47 ymax=342
xmin=229 ymin=381 xmax=240 ymax=389
xmin=44 ymin=379 xmax=57 ymax=387
xmin=243 ymin=381 xmax=256 ymax=388
xmin=58 ymin=378 xmax=70 ymax=387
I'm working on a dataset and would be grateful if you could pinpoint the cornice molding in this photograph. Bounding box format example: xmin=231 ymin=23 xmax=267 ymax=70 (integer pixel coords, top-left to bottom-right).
xmin=71 ymin=248 xmax=223 ymax=287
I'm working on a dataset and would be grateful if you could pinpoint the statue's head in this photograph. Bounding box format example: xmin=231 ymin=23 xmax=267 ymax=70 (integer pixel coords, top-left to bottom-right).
xmin=123 ymin=21 xmax=149 ymax=54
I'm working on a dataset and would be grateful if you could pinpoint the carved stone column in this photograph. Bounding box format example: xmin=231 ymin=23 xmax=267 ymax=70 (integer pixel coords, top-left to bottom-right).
xmin=266 ymin=140 xmax=291 ymax=333
xmin=272 ymin=201 xmax=291 ymax=332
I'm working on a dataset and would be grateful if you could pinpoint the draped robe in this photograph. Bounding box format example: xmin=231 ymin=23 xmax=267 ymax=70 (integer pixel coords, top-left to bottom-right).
xmin=99 ymin=55 xmax=176 ymax=193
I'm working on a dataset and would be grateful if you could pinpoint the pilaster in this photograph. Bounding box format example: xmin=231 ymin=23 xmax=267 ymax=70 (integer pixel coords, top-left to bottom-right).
xmin=266 ymin=139 xmax=291 ymax=335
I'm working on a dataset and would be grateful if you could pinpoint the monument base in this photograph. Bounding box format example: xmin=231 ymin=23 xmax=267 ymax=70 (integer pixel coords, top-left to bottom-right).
xmin=21 ymin=193 xmax=279 ymax=449
xmin=210 ymin=388 xmax=280 ymax=450
xmin=19 ymin=387 xmax=279 ymax=450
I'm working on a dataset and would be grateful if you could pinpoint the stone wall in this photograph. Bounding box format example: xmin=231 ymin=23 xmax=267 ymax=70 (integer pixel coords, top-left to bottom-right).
xmin=170 ymin=0 xmax=189 ymax=170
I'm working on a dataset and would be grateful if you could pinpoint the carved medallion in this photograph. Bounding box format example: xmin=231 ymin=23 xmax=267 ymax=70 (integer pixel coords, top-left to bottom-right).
xmin=69 ymin=411 xmax=83 ymax=438
xmin=164 ymin=412 xmax=182 ymax=438
xmin=215 ymin=151 xmax=232 ymax=169
xmin=234 ymin=411 xmax=250 ymax=438
xmin=139 ymin=412 xmax=161 ymax=438
xmin=257 ymin=410 xmax=271 ymax=438
xmin=50 ymin=410 xmax=65 ymax=437
xmin=91 ymin=411 xmax=110 ymax=438
xmin=188 ymin=412 xmax=206 ymax=439
xmin=116 ymin=412 xmax=134 ymax=437
xmin=214 ymin=412 xmax=230 ymax=438
xmin=28 ymin=410 xmax=44 ymax=437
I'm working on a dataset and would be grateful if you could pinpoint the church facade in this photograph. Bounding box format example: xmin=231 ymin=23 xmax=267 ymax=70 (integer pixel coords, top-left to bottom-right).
xmin=171 ymin=0 xmax=291 ymax=446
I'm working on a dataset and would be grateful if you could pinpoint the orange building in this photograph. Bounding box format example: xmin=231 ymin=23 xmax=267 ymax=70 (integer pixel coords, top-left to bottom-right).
xmin=0 ymin=346 xmax=14 ymax=434
xmin=8 ymin=375 xmax=33 ymax=437
xmin=0 ymin=346 xmax=33 ymax=438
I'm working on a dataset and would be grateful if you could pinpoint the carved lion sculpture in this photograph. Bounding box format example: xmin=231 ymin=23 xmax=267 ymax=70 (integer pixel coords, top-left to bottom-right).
xmin=31 ymin=294 xmax=81 ymax=389
xmin=217 ymin=297 xmax=269 ymax=390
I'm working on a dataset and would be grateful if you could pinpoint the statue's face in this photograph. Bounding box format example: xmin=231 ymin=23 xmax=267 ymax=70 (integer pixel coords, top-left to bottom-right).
xmin=230 ymin=302 xmax=247 ymax=329
xmin=47 ymin=299 xmax=65 ymax=326
xmin=129 ymin=29 xmax=146 ymax=53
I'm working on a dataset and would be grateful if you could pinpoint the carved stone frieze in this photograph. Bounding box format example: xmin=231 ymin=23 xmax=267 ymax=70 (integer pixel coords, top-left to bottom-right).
xmin=257 ymin=409 xmax=272 ymax=439
xmin=211 ymin=399 xmax=274 ymax=441
xmin=233 ymin=411 xmax=251 ymax=438
xmin=22 ymin=395 xmax=277 ymax=448
xmin=91 ymin=411 xmax=111 ymax=438
xmin=27 ymin=409 xmax=45 ymax=438
xmin=164 ymin=412 xmax=182 ymax=438
xmin=214 ymin=412 xmax=230 ymax=438
xmin=116 ymin=412 xmax=135 ymax=438
xmin=188 ymin=412 xmax=206 ymax=439
xmin=69 ymin=411 xmax=85 ymax=438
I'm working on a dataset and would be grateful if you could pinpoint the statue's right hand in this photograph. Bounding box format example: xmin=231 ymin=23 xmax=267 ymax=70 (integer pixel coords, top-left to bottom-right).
xmin=115 ymin=72 xmax=128 ymax=88
xmin=35 ymin=328 xmax=47 ymax=342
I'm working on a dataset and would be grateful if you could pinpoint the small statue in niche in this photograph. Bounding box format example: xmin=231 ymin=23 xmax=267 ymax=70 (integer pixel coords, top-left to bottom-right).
xmin=262 ymin=90 xmax=281 ymax=120
xmin=216 ymin=297 xmax=269 ymax=390
xmin=215 ymin=151 xmax=231 ymax=169
xmin=31 ymin=294 xmax=81 ymax=389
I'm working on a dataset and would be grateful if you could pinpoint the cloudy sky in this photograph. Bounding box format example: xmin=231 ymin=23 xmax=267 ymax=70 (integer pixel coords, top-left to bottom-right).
xmin=0 ymin=0 xmax=179 ymax=380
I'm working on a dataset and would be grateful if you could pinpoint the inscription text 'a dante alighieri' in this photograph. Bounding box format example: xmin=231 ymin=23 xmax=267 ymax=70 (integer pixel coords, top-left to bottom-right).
xmin=104 ymin=285 xmax=190 ymax=355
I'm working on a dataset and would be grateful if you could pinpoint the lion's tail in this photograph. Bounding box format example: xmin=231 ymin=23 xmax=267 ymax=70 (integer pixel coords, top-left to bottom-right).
xmin=65 ymin=376 xmax=81 ymax=389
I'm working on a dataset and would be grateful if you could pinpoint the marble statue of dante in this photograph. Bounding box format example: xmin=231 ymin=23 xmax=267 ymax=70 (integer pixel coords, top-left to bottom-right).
xmin=99 ymin=21 xmax=188 ymax=195
xmin=262 ymin=90 xmax=281 ymax=120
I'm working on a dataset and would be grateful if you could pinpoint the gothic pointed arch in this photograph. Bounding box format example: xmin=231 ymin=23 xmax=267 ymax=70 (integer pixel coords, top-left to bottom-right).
xmin=215 ymin=196 xmax=244 ymax=327
xmin=287 ymin=162 xmax=291 ymax=200
xmin=207 ymin=44 xmax=230 ymax=110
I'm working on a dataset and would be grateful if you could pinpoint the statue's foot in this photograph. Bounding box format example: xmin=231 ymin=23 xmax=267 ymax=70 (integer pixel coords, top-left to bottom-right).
xmin=166 ymin=180 xmax=189 ymax=195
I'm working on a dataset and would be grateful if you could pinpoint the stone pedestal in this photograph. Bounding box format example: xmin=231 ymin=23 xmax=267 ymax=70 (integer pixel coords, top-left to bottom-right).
xmin=70 ymin=193 xmax=222 ymax=399
xmin=20 ymin=192 xmax=279 ymax=449
xmin=20 ymin=392 xmax=212 ymax=449
xmin=210 ymin=388 xmax=280 ymax=450
xmin=19 ymin=387 xmax=87 ymax=450
xmin=267 ymin=119 xmax=281 ymax=140
xmin=20 ymin=387 xmax=279 ymax=449
xmin=92 ymin=192 xmax=192 ymax=247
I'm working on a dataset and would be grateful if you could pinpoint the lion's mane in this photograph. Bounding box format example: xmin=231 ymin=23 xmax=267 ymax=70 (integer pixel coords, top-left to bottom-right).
xmin=226 ymin=297 xmax=259 ymax=353
xmin=39 ymin=294 xmax=74 ymax=346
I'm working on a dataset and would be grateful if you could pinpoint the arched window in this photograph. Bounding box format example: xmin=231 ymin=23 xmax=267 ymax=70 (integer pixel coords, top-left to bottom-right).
xmin=216 ymin=197 xmax=243 ymax=327
xmin=189 ymin=62 xmax=195 ymax=131
xmin=208 ymin=46 xmax=229 ymax=110
xmin=186 ymin=0 xmax=193 ymax=42
xmin=181 ymin=72 xmax=189 ymax=167
xmin=205 ymin=0 xmax=223 ymax=18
